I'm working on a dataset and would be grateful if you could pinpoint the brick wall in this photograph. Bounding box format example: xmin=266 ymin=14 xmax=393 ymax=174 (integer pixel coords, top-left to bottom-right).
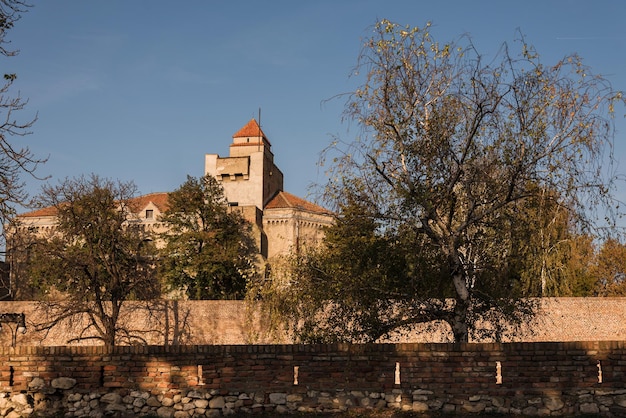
xmin=1 ymin=342 xmax=626 ymax=416
xmin=3 ymin=298 xmax=626 ymax=346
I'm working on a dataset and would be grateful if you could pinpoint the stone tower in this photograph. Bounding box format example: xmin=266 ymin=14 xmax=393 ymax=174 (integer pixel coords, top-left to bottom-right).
xmin=204 ymin=119 xmax=333 ymax=260
xmin=204 ymin=119 xmax=286 ymax=258
xmin=204 ymin=119 xmax=284 ymax=212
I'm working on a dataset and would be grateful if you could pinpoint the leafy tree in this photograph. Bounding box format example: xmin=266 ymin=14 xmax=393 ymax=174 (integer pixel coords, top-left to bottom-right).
xmin=24 ymin=175 xmax=160 ymax=346
xmin=593 ymin=238 xmax=626 ymax=296
xmin=282 ymin=20 xmax=624 ymax=343
xmin=509 ymin=189 xmax=597 ymax=297
xmin=159 ymin=174 xmax=258 ymax=300
xmin=3 ymin=217 xmax=40 ymax=299
xmin=0 ymin=1 xmax=46 ymax=235
xmin=531 ymin=233 xmax=597 ymax=297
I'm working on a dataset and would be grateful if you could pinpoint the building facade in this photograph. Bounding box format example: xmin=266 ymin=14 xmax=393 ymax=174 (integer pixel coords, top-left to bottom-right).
xmin=5 ymin=119 xmax=333 ymax=298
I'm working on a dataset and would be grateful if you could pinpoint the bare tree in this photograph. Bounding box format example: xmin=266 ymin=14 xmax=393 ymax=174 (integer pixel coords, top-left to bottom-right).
xmin=0 ymin=0 xmax=46 ymax=235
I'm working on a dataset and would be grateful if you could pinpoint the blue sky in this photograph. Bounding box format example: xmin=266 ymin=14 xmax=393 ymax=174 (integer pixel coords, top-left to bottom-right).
xmin=6 ymin=1 xmax=626 ymax=208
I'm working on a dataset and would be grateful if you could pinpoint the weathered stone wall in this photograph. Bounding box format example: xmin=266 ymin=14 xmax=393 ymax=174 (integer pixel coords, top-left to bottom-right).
xmin=2 ymin=298 xmax=626 ymax=347
xmin=1 ymin=341 xmax=626 ymax=416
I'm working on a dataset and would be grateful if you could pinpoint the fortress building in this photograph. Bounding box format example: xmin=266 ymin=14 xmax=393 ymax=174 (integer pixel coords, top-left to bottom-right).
xmin=205 ymin=119 xmax=332 ymax=259
xmin=10 ymin=119 xmax=333 ymax=268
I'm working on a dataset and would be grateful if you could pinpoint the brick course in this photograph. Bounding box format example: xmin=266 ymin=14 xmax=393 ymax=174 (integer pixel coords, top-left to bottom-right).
xmin=1 ymin=342 xmax=626 ymax=416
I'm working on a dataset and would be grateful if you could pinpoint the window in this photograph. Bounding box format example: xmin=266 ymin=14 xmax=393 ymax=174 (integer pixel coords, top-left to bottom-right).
xmin=145 ymin=209 xmax=154 ymax=220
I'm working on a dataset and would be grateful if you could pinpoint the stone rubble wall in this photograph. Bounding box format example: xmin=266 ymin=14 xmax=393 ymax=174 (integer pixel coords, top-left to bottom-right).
xmin=1 ymin=341 xmax=626 ymax=416
xmin=3 ymin=386 xmax=626 ymax=417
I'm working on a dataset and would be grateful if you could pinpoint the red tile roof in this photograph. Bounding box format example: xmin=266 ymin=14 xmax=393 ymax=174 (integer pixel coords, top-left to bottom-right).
xmin=20 ymin=191 xmax=332 ymax=219
xmin=130 ymin=192 xmax=169 ymax=212
xmin=20 ymin=192 xmax=170 ymax=218
xmin=232 ymin=119 xmax=271 ymax=145
xmin=20 ymin=206 xmax=58 ymax=218
xmin=264 ymin=191 xmax=332 ymax=215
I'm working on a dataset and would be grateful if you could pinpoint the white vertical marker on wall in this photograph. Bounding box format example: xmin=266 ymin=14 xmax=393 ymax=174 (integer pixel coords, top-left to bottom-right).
xmin=597 ymin=360 xmax=603 ymax=384
xmin=197 ymin=365 xmax=204 ymax=386
xmin=294 ymin=366 xmax=299 ymax=385
xmin=395 ymin=362 xmax=401 ymax=385
xmin=496 ymin=361 xmax=502 ymax=385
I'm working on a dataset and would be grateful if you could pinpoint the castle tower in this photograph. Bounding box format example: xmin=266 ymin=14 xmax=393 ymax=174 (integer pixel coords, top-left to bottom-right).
xmin=205 ymin=119 xmax=284 ymax=211
xmin=205 ymin=119 xmax=285 ymax=258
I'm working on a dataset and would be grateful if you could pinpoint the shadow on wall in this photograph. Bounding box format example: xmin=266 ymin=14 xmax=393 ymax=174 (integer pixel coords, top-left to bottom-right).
xmin=2 ymin=341 xmax=626 ymax=416
xmin=0 ymin=300 xmax=194 ymax=346
xmin=3 ymin=298 xmax=626 ymax=346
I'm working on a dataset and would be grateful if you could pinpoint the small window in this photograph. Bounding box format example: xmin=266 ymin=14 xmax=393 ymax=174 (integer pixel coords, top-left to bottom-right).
xmin=145 ymin=209 xmax=154 ymax=220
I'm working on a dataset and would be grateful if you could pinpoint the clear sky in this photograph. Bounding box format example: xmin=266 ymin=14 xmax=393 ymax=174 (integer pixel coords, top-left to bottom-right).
xmin=6 ymin=1 xmax=626 ymax=208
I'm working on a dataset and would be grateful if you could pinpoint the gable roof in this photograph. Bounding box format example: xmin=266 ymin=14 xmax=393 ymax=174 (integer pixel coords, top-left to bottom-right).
xmin=264 ymin=191 xmax=332 ymax=215
xmin=19 ymin=192 xmax=170 ymax=218
xmin=131 ymin=192 xmax=169 ymax=213
xmin=232 ymin=118 xmax=271 ymax=145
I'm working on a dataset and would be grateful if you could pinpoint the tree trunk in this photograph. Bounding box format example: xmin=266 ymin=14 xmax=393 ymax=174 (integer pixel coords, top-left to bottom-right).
xmin=451 ymin=269 xmax=470 ymax=342
xmin=104 ymin=305 xmax=120 ymax=347
xmin=451 ymin=297 xmax=469 ymax=342
xmin=104 ymin=319 xmax=116 ymax=347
